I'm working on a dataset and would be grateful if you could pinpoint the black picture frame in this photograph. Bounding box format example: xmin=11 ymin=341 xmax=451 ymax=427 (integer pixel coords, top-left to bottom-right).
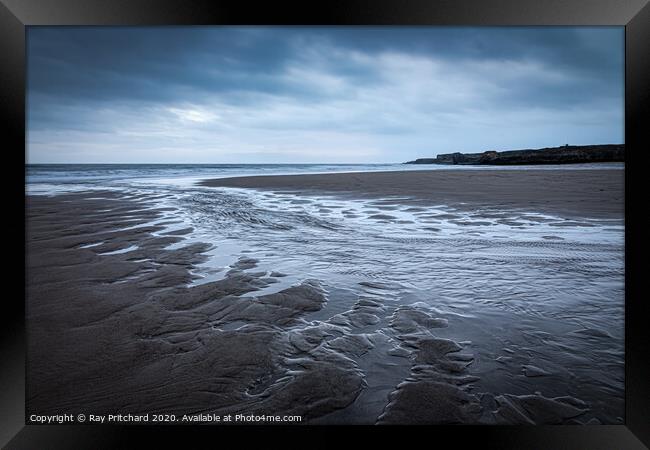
xmin=2 ymin=0 xmax=648 ymax=448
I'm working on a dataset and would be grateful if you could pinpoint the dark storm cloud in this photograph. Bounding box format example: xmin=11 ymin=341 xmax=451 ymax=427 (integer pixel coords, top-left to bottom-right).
xmin=28 ymin=27 xmax=622 ymax=103
xmin=26 ymin=26 xmax=624 ymax=163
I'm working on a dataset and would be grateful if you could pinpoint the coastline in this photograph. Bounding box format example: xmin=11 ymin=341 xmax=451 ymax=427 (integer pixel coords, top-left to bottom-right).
xmin=404 ymin=144 xmax=625 ymax=165
xmin=200 ymin=168 xmax=624 ymax=219
xmin=26 ymin=167 xmax=625 ymax=424
xmin=26 ymin=191 xmax=365 ymax=420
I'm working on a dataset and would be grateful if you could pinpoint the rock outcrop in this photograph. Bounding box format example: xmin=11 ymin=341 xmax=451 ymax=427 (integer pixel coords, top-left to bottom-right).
xmin=405 ymin=144 xmax=624 ymax=165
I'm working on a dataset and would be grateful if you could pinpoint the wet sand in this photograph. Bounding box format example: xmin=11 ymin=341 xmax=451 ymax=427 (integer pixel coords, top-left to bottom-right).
xmin=27 ymin=192 xmax=364 ymax=420
xmin=26 ymin=171 xmax=624 ymax=424
xmin=200 ymin=169 xmax=624 ymax=219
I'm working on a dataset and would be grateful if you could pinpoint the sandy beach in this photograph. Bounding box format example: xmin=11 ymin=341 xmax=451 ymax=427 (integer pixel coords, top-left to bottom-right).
xmin=23 ymin=25 xmax=630 ymax=431
xmin=27 ymin=191 xmax=361 ymax=419
xmin=26 ymin=167 xmax=625 ymax=425
xmin=201 ymin=169 xmax=624 ymax=219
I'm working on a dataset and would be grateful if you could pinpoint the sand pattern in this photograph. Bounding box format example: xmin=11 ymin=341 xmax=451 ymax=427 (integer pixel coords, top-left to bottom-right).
xmin=27 ymin=168 xmax=624 ymax=424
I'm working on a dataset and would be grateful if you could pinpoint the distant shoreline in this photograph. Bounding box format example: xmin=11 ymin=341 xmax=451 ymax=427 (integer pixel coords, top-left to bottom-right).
xmin=405 ymin=144 xmax=624 ymax=165
xmin=200 ymin=168 xmax=624 ymax=219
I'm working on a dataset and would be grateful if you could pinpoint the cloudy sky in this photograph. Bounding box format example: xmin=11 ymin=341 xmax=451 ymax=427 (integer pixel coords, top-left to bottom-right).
xmin=27 ymin=26 xmax=624 ymax=164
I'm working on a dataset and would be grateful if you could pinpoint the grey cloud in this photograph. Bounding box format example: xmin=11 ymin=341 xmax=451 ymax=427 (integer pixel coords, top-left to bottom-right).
xmin=26 ymin=26 xmax=624 ymax=163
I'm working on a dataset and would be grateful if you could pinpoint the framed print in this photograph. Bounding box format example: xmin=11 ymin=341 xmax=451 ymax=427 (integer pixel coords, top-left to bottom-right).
xmin=1 ymin=0 xmax=649 ymax=448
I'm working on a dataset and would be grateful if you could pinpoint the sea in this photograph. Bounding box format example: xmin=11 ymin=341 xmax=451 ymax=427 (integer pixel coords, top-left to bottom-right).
xmin=26 ymin=162 xmax=624 ymax=189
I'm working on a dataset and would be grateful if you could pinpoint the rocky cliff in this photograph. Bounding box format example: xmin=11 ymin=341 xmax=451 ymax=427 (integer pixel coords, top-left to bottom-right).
xmin=405 ymin=144 xmax=625 ymax=165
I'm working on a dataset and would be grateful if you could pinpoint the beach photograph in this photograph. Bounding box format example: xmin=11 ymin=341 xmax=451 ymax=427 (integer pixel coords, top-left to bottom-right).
xmin=26 ymin=26 xmax=625 ymax=425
